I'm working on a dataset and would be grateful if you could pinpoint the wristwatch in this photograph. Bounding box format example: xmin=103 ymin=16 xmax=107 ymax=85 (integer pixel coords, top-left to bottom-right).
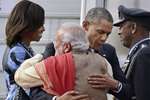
xmin=52 ymin=96 xmax=58 ymax=100
xmin=113 ymin=81 xmax=122 ymax=93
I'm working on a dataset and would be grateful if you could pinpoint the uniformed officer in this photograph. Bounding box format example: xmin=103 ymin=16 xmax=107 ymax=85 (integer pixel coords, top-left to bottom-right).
xmin=114 ymin=5 xmax=150 ymax=100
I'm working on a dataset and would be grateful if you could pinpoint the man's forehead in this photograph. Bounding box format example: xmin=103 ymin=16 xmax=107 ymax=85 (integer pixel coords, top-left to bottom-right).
xmin=92 ymin=18 xmax=112 ymax=24
xmin=95 ymin=20 xmax=112 ymax=29
xmin=96 ymin=28 xmax=112 ymax=34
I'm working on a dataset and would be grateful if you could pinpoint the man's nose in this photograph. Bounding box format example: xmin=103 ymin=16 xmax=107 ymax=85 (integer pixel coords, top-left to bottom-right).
xmin=101 ymin=34 xmax=107 ymax=41
xmin=42 ymin=26 xmax=45 ymax=32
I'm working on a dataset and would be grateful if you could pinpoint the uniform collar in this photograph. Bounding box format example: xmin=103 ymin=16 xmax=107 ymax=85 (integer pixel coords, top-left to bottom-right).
xmin=129 ymin=38 xmax=150 ymax=56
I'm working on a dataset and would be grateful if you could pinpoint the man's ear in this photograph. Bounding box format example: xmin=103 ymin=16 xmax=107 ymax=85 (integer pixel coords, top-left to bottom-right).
xmin=63 ymin=42 xmax=72 ymax=53
xmin=131 ymin=23 xmax=137 ymax=34
xmin=82 ymin=20 xmax=89 ymax=31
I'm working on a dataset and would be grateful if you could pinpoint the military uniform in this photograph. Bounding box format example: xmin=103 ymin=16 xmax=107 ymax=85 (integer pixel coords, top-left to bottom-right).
xmin=124 ymin=38 xmax=150 ymax=100
xmin=114 ymin=5 xmax=150 ymax=100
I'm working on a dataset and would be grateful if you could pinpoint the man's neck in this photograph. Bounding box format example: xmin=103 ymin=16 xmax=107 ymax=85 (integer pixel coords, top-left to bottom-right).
xmin=72 ymin=49 xmax=89 ymax=54
xmin=130 ymin=34 xmax=149 ymax=48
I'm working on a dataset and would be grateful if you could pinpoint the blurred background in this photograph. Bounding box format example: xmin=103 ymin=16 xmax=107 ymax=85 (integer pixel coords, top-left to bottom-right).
xmin=0 ymin=0 xmax=150 ymax=99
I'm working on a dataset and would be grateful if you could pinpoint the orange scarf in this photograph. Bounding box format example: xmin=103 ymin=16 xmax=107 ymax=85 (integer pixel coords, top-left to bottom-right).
xmin=35 ymin=52 xmax=75 ymax=95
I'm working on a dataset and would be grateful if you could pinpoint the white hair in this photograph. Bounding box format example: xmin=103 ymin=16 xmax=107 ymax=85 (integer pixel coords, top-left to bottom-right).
xmin=57 ymin=22 xmax=89 ymax=52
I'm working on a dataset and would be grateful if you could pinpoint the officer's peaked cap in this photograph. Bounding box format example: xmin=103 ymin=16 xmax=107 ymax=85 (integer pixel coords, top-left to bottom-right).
xmin=114 ymin=5 xmax=150 ymax=30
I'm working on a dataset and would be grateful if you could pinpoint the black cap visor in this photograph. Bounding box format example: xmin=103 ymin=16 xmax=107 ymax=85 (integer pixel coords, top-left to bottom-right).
xmin=113 ymin=19 xmax=127 ymax=27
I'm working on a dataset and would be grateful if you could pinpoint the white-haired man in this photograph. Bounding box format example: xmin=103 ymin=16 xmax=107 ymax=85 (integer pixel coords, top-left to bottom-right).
xmin=15 ymin=23 xmax=113 ymax=100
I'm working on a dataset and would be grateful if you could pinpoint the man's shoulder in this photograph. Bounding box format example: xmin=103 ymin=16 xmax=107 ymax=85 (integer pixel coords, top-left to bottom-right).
xmin=100 ymin=43 xmax=116 ymax=56
xmin=43 ymin=42 xmax=55 ymax=58
xmin=101 ymin=43 xmax=115 ymax=50
xmin=45 ymin=52 xmax=72 ymax=62
xmin=137 ymin=46 xmax=150 ymax=56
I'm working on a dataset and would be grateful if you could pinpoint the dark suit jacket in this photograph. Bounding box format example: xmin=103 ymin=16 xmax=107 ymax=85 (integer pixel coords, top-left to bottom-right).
xmin=99 ymin=44 xmax=128 ymax=100
xmin=133 ymin=47 xmax=150 ymax=100
xmin=30 ymin=43 xmax=128 ymax=100
xmin=124 ymin=39 xmax=150 ymax=100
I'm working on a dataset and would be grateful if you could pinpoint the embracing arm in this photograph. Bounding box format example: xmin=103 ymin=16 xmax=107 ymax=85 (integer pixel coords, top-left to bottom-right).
xmin=15 ymin=54 xmax=90 ymax=100
xmin=14 ymin=54 xmax=43 ymax=89
xmin=90 ymin=44 xmax=130 ymax=100
xmin=107 ymin=46 xmax=131 ymax=100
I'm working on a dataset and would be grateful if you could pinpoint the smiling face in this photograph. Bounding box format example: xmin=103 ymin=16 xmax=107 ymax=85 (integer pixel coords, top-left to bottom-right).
xmin=83 ymin=19 xmax=112 ymax=49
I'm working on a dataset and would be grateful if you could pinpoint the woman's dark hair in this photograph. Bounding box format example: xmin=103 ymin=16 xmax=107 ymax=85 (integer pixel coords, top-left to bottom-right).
xmin=6 ymin=0 xmax=45 ymax=47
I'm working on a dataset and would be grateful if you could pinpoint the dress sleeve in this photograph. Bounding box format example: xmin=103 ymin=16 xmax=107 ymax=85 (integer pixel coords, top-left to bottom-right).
xmin=7 ymin=46 xmax=26 ymax=73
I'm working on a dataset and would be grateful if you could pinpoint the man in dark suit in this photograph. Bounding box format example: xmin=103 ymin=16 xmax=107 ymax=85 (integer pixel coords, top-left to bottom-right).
xmin=114 ymin=5 xmax=150 ymax=100
xmin=30 ymin=7 xmax=128 ymax=100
